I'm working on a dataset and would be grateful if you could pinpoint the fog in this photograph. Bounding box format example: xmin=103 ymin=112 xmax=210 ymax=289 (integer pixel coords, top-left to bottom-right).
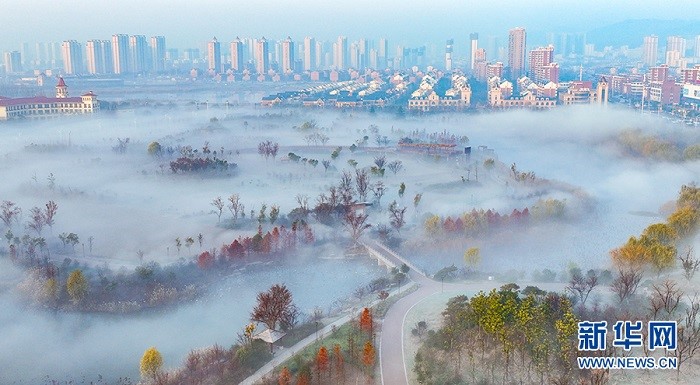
xmin=0 ymin=100 xmax=698 ymax=382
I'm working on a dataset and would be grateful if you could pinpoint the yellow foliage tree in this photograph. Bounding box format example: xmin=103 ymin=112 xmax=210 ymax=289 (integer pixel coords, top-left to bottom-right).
xmin=44 ymin=277 xmax=59 ymax=302
xmin=464 ymin=247 xmax=481 ymax=271
xmin=668 ymin=206 xmax=699 ymax=238
xmin=642 ymin=223 xmax=678 ymax=245
xmin=66 ymin=269 xmax=87 ymax=303
xmin=424 ymin=214 xmax=441 ymax=235
xmin=140 ymin=346 xmax=163 ymax=380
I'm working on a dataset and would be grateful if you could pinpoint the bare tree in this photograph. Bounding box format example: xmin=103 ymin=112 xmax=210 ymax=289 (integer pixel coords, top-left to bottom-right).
xmin=649 ymin=280 xmax=683 ymax=320
xmin=673 ymin=295 xmax=700 ymax=376
xmin=371 ymin=182 xmax=386 ymax=207
xmin=387 ymin=160 xmax=403 ymax=175
xmin=26 ymin=207 xmax=45 ymax=235
xmin=211 ymin=196 xmax=225 ymax=224
xmin=44 ymin=200 xmax=58 ymax=231
xmin=257 ymin=140 xmax=280 ymax=160
xmin=388 ymin=200 xmax=407 ymax=234
xmin=87 ymin=236 xmax=94 ymax=254
xmin=227 ymin=194 xmax=244 ymax=224
xmin=269 ymin=205 xmax=280 ymax=225
xmin=567 ymin=269 xmax=599 ymax=306
xmin=322 ymin=160 xmax=331 ymax=172
xmin=0 ymin=201 xmax=21 ymax=229
xmin=679 ymin=247 xmax=700 ymax=281
xmin=344 ymin=210 xmax=371 ymax=243
xmin=295 ymin=194 xmax=309 ymax=215
xmin=355 ymin=169 xmax=370 ymax=202
xmin=339 ymin=171 xmax=355 ymax=208
xmin=373 ymin=155 xmax=386 ymax=169
xmin=611 ymin=268 xmax=643 ymax=303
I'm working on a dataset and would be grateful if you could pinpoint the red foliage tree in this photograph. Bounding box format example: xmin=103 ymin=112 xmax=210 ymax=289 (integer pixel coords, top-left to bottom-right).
xmin=359 ymin=307 xmax=373 ymax=336
xmin=197 ymin=250 xmax=214 ymax=269
xmin=454 ymin=217 xmax=464 ymax=232
xmin=251 ymin=284 xmax=298 ymax=331
xmin=271 ymin=227 xmax=281 ymax=251
xmin=333 ymin=343 xmax=344 ymax=374
xmin=362 ymin=341 xmax=375 ymax=369
xmin=303 ymin=226 xmax=315 ymax=244
xmin=443 ymin=217 xmax=456 ymax=232
xmin=295 ymin=371 xmax=310 ymax=385
xmin=262 ymin=232 xmax=273 ymax=254
xmin=278 ymin=366 xmax=292 ymax=385
xmin=316 ymin=346 xmax=329 ymax=379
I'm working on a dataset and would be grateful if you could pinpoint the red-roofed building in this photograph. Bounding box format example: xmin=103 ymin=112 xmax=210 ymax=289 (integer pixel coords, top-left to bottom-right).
xmin=0 ymin=77 xmax=99 ymax=120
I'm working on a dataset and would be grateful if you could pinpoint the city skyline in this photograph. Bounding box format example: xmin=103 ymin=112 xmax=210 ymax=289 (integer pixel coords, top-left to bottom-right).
xmin=2 ymin=0 xmax=700 ymax=53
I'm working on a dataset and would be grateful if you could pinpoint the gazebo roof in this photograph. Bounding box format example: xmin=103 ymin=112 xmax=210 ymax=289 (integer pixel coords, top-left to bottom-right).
xmin=253 ymin=328 xmax=286 ymax=344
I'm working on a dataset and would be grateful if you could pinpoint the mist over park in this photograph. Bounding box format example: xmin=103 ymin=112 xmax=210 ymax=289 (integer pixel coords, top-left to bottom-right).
xmin=1 ymin=94 xmax=699 ymax=384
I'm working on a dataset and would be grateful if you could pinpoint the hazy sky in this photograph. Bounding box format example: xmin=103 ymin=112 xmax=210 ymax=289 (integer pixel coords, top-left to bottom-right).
xmin=1 ymin=0 xmax=699 ymax=52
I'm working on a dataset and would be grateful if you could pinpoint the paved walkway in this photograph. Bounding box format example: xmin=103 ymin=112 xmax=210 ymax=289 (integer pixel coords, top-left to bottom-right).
xmin=239 ymin=277 xmax=416 ymax=385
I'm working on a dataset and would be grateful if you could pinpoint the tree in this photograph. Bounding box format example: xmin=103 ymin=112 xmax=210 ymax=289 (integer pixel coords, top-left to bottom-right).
xmin=362 ymin=341 xmax=376 ymax=370
xmin=566 ymin=269 xmax=598 ymax=306
xmin=316 ymin=346 xmax=330 ymax=379
xmin=175 ymin=237 xmax=182 ymax=254
xmin=398 ymin=182 xmax=406 ymax=198
xmin=147 ymin=141 xmax=162 ymax=157
xmin=42 ymin=201 xmax=58 ymax=231
xmin=197 ymin=233 xmax=204 ymax=248
xmin=211 ymin=196 xmax=225 ymax=224
xmin=642 ymin=223 xmax=678 ymax=245
xmin=258 ymin=204 xmax=268 ymax=224
xmin=269 ymin=205 xmax=280 ymax=225
xmin=66 ymin=232 xmax=79 ymax=252
xmin=228 ymin=194 xmax=244 ymax=225
xmin=373 ymin=155 xmax=386 ymax=169
xmin=296 ymin=367 xmax=311 ymax=385
xmin=679 ymin=247 xmax=700 ymax=280
xmin=359 ymin=307 xmax=373 ymax=336
xmin=611 ymin=267 xmax=643 ymax=303
xmin=387 ymin=160 xmax=403 ymax=175
xmin=279 ymin=366 xmax=292 ymax=385
xmin=370 ymin=182 xmax=386 ymax=206
xmin=413 ymin=193 xmax=422 ymax=208
xmin=0 ymin=201 xmax=21 ymax=229
xmin=344 ymin=210 xmax=371 ymax=242
xmin=251 ymin=284 xmax=299 ymax=331
xmin=355 ymin=169 xmax=370 ymax=202
xmin=333 ymin=343 xmax=344 ymax=376
xmin=66 ymin=269 xmax=88 ymax=303
xmin=185 ymin=236 xmax=194 ymax=253
xmin=26 ymin=206 xmax=44 ymax=235
xmin=388 ymin=201 xmax=407 ymax=233
xmin=668 ymin=206 xmax=699 ymax=238
xmin=140 ymin=347 xmax=164 ymax=380
xmin=464 ymin=247 xmax=481 ymax=271
xmin=197 ymin=250 xmax=214 ymax=269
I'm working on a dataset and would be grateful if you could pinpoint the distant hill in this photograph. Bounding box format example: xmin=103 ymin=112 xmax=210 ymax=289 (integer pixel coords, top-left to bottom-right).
xmin=586 ymin=19 xmax=700 ymax=48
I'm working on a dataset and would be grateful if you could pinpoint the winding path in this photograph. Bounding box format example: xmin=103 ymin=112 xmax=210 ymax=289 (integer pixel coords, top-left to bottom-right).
xmin=368 ymin=241 xmax=563 ymax=385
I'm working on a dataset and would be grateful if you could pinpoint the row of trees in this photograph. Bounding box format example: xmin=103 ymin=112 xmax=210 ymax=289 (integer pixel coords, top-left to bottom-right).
xmin=610 ymin=184 xmax=700 ymax=273
xmin=166 ymin=143 xmax=235 ymax=174
xmin=616 ymin=130 xmax=692 ymax=161
xmin=1 ymin=200 xmax=58 ymax=236
xmin=414 ymin=285 xmax=580 ymax=385
xmin=274 ymin=307 xmax=377 ymax=385
xmin=197 ymin=223 xmax=315 ymax=269
xmin=423 ymin=198 xmax=566 ymax=238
